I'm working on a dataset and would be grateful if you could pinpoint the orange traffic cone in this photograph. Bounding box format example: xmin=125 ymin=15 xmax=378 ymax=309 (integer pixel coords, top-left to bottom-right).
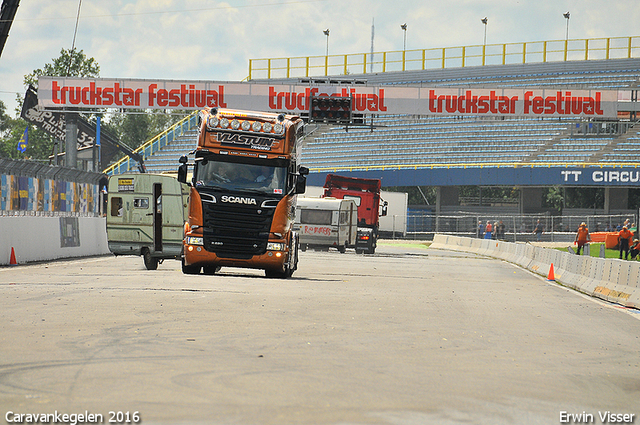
xmin=547 ymin=263 xmax=555 ymax=281
xmin=9 ymin=247 xmax=18 ymax=266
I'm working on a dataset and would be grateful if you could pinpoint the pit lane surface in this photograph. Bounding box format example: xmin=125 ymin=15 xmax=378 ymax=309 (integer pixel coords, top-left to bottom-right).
xmin=1 ymin=242 xmax=639 ymax=425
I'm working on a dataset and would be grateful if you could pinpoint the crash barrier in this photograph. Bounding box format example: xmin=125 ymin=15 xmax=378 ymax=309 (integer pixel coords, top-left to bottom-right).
xmin=431 ymin=234 xmax=639 ymax=309
xmin=0 ymin=215 xmax=109 ymax=266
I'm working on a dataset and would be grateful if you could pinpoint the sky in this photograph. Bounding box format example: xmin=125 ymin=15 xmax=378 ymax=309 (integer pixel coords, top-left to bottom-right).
xmin=0 ymin=0 xmax=638 ymax=116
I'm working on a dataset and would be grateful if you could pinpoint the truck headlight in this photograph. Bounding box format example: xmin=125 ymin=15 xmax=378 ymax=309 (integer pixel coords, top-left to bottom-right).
xmin=207 ymin=116 xmax=219 ymax=129
xmin=267 ymin=242 xmax=285 ymax=251
xmin=186 ymin=236 xmax=204 ymax=246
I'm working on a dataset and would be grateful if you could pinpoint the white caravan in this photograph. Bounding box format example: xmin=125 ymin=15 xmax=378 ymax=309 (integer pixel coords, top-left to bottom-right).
xmin=295 ymin=197 xmax=357 ymax=253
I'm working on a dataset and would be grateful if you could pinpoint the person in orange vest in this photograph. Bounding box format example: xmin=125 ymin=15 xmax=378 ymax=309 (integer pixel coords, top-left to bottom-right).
xmin=630 ymin=239 xmax=640 ymax=260
xmin=574 ymin=222 xmax=591 ymax=255
xmin=618 ymin=225 xmax=634 ymax=260
xmin=484 ymin=221 xmax=493 ymax=239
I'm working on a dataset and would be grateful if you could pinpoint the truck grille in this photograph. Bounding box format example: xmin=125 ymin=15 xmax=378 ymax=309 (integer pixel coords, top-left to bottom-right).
xmin=201 ymin=198 xmax=275 ymax=258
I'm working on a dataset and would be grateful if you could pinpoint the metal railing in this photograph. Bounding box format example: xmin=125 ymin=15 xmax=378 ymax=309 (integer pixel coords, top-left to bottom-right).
xmin=307 ymin=161 xmax=640 ymax=174
xmin=407 ymin=212 xmax=637 ymax=242
xmin=249 ymin=36 xmax=640 ymax=80
xmin=103 ymin=111 xmax=199 ymax=176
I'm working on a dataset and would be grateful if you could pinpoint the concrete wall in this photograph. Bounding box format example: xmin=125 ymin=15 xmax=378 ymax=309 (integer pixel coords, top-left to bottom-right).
xmin=430 ymin=234 xmax=639 ymax=309
xmin=0 ymin=216 xmax=109 ymax=266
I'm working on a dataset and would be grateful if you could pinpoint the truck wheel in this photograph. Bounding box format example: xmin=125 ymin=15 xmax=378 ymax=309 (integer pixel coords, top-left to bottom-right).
xmin=181 ymin=258 xmax=201 ymax=275
xmin=143 ymin=249 xmax=159 ymax=270
xmin=265 ymin=267 xmax=293 ymax=279
xmin=338 ymin=244 xmax=346 ymax=253
xmin=203 ymin=265 xmax=221 ymax=275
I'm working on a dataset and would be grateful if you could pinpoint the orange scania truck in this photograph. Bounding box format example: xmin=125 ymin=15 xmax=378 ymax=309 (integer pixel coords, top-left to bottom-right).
xmin=177 ymin=107 xmax=308 ymax=278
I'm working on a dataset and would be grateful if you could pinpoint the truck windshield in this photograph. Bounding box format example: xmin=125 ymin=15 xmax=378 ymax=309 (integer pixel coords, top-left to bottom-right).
xmin=194 ymin=159 xmax=287 ymax=195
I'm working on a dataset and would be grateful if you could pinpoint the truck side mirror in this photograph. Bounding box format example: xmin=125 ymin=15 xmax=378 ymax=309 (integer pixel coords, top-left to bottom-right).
xmin=295 ymin=174 xmax=307 ymax=195
xmin=177 ymin=156 xmax=188 ymax=184
xmin=380 ymin=200 xmax=388 ymax=217
xmin=299 ymin=166 xmax=309 ymax=176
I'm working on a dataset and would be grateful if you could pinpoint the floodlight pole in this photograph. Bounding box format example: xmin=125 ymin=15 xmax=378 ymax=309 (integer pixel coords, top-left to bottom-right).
xmin=323 ymin=29 xmax=330 ymax=57
xmin=401 ymin=23 xmax=407 ymax=51
xmin=481 ymin=17 xmax=488 ymax=46
xmin=481 ymin=17 xmax=488 ymax=66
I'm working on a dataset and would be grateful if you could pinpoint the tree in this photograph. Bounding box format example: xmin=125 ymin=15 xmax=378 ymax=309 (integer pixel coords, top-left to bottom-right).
xmin=24 ymin=48 xmax=100 ymax=88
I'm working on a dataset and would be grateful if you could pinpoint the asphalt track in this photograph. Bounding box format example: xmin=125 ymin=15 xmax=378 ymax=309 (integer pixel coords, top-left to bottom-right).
xmin=0 ymin=241 xmax=639 ymax=425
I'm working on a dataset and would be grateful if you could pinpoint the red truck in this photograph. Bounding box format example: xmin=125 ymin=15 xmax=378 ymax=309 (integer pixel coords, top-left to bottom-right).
xmin=322 ymin=174 xmax=387 ymax=254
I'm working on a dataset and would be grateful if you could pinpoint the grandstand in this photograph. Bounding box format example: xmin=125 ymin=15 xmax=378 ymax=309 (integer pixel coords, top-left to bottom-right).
xmin=296 ymin=58 xmax=640 ymax=173
xmin=110 ymin=57 xmax=640 ymax=176
xmin=105 ymin=37 xmax=640 ymax=219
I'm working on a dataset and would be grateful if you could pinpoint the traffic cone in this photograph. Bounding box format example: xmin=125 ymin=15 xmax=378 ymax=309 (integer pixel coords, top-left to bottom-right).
xmin=9 ymin=247 xmax=18 ymax=266
xmin=547 ymin=263 xmax=555 ymax=281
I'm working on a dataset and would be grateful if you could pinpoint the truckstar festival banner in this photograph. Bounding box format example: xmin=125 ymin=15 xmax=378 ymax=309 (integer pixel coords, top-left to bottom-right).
xmin=38 ymin=76 xmax=619 ymax=119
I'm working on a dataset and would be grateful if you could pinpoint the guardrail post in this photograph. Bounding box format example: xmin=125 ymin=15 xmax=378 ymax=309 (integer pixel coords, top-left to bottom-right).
xmin=462 ymin=46 xmax=466 ymax=67
xmin=442 ymin=48 xmax=446 ymax=68
xmin=248 ymin=59 xmax=252 ymax=80
xmin=564 ymin=39 xmax=568 ymax=61
xmin=522 ymin=42 xmax=527 ymax=64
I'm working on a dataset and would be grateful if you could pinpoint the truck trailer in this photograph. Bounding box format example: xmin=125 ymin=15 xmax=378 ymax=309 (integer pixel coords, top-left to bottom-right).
xmin=178 ymin=108 xmax=308 ymax=278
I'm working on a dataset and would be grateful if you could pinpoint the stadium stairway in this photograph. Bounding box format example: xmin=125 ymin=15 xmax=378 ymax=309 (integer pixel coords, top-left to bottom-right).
xmin=141 ymin=129 xmax=198 ymax=174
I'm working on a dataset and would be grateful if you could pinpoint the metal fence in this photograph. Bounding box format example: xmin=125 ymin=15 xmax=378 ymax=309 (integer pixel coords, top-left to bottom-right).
xmin=406 ymin=212 xmax=637 ymax=242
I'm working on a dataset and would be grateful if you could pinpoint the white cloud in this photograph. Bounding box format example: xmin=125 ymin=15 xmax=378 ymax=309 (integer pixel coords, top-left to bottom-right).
xmin=0 ymin=0 xmax=638 ymax=115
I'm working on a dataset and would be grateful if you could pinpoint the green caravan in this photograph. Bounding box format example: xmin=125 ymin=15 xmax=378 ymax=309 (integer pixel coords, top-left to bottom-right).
xmin=106 ymin=173 xmax=190 ymax=270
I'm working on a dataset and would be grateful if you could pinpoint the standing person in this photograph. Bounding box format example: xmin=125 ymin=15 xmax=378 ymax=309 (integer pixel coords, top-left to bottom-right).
xmin=498 ymin=220 xmax=505 ymax=240
xmin=630 ymin=239 xmax=640 ymax=260
xmin=618 ymin=226 xmax=633 ymax=260
xmin=484 ymin=221 xmax=493 ymax=239
xmin=533 ymin=220 xmax=544 ymax=241
xmin=477 ymin=221 xmax=484 ymax=239
xmin=574 ymin=222 xmax=591 ymax=255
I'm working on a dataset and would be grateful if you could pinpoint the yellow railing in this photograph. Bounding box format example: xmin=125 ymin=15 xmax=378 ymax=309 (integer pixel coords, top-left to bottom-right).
xmin=103 ymin=111 xmax=198 ymax=176
xmin=249 ymin=36 xmax=639 ymax=80
xmin=309 ymin=161 xmax=640 ymax=173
